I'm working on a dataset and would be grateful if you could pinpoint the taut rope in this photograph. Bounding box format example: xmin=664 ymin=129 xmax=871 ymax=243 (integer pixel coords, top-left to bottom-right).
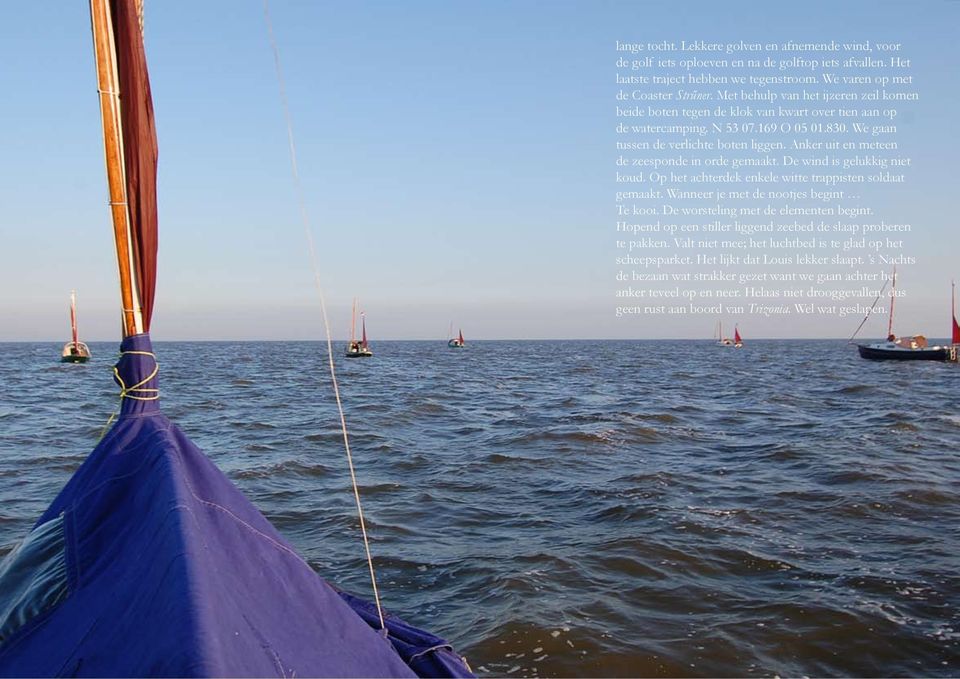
xmin=261 ymin=0 xmax=386 ymax=631
xmin=847 ymin=277 xmax=891 ymax=344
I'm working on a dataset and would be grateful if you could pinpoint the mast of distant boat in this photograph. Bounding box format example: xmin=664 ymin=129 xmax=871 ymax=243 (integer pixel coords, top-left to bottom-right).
xmin=953 ymin=280 xmax=960 ymax=346
xmin=70 ymin=290 xmax=80 ymax=349
xmin=350 ymin=298 xmax=357 ymax=346
xmin=887 ymin=266 xmax=897 ymax=340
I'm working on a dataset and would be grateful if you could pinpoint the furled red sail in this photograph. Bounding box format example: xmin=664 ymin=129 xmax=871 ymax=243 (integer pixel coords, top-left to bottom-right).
xmin=734 ymin=327 xmax=742 ymax=344
xmin=458 ymin=329 xmax=464 ymax=345
xmin=361 ymin=313 xmax=368 ymax=348
xmin=111 ymin=0 xmax=158 ymax=331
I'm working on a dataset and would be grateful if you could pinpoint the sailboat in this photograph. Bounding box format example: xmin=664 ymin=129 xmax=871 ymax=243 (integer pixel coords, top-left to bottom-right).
xmin=714 ymin=320 xmax=739 ymax=347
xmin=0 ymin=3 xmax=471 ymax=677
xmin=60 ymin=290 xmax=92 ymax=363
xmin=448 ymin=326 xmax=465 ymax=349
xmin=857 ymin=269 xmax=958 ymax=361
xmin=345 ymin=299 xmax=374 ymax=357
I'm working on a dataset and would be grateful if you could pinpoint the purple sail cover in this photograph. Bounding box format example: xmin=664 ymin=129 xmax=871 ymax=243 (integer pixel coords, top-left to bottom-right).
xmin=0 ymin=335 xmax=472 ymax=678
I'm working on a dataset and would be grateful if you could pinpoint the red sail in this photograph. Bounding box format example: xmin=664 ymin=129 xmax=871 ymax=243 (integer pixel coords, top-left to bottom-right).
xmin=70 ymin=300 xmax=78 ymax=347
xmin=111 ymin=0 xmax=158 ymax=331
xmin=734 ymin=327 xmax=742 ymax=344
xmin=458 ymin=329 xmax=464 ymax=345
xmin=953 ymin=283 xmax=960 ymax=344
xmin=361 ymin=314 xmax=368 ymax=349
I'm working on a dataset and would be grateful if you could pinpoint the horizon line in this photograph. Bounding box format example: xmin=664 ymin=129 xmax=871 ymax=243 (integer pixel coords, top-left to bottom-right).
xmin=0 ymin=336 xmax=936 ymax=344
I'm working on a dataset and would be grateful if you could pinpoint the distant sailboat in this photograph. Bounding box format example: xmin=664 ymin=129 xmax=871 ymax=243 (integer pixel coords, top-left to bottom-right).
xmin=60 ymin=290 xmax=91 ymax=363
xmin=345 ymin=298 xmax=373 ymax=357
xmin=448 ymin=326 xmax=465 ymax=348
xmin=953 ymin=281 xmax=960 ymax=347
xmin=714 ymin=320 xmax=738 ymax=347
xmin=857 ymin=269 xmax=957 ymax=361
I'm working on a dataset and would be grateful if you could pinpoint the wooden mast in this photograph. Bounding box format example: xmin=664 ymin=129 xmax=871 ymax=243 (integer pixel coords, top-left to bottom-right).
xmin=90 ymin=0 xmax=143 ymax=338
xmin=350 ymin=298 xmax=357 ymax=345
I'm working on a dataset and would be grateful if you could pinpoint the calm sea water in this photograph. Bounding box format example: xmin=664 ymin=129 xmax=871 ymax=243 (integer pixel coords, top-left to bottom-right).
xmin=1 ymin=340 xmax=958 ymax=677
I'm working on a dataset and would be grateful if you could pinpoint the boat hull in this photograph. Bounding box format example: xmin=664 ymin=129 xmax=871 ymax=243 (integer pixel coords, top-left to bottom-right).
xmin=60 ymin=341 xmax=91 ymax=363
xmin=857 ymin=343 xmax=953 ymax=361
xmin=345 ymin=350 xmax=373 ymax=358
xmin=0 ymin=335 xmax=472 ymax=678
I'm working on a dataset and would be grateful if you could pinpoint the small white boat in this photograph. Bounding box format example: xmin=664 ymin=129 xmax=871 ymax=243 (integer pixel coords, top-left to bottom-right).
xmin=714 ymin=321 xmax=742 ymax=348
xmin=448 ymin=328 xmax=465 ymax=348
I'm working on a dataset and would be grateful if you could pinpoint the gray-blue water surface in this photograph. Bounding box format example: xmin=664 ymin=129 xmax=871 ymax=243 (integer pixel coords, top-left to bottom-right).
xmin=0 ymin=340 xmax=958 ymax=677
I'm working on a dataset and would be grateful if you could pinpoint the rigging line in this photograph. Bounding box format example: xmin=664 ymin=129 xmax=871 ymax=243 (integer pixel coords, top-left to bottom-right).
xmin=847 ymin=277 xmax=890 ymax=344
xmin=261 ymin=0 xmax=386 ymax=631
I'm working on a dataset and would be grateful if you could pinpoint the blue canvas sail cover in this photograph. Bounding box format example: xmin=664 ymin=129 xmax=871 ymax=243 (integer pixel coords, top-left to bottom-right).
xmin=0 ymin=336 xmax=473 ymax=677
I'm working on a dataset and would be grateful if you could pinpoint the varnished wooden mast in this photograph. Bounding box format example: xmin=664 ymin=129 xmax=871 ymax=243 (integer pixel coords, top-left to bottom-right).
xmin=90 ymin=0 xmax=143 ymax=337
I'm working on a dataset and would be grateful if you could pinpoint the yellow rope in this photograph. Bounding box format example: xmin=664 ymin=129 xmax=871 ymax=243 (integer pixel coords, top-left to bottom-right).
xmin=98 ymin=350 xmax=159 ymax=440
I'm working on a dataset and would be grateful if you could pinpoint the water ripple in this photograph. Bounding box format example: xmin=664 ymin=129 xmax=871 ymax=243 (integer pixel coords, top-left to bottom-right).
xmin=0 ymin=339 xmax=958 ymax=676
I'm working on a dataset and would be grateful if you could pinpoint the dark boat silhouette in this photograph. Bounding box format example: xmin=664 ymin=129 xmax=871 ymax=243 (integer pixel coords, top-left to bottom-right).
xmin=345 ymin=299 xmax=374 ymax=358
xmin=857 ymin=272 xmax=959 ymax=362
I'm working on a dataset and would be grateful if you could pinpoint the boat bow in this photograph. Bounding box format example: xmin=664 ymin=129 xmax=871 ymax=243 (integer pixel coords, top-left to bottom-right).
xmin=0 ymin=334 xmax=471 ymax=677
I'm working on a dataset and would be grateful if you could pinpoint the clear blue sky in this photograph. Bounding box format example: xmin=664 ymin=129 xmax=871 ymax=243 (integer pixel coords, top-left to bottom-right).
xmin=0 ymin=1 xmax=957 ymax=340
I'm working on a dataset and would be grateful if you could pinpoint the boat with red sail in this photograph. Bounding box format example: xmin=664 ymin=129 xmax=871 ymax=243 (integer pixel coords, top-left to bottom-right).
xmin=857 ymin=271 xmax=959 ymax=361
xmin=714 ymin=321 xmax=742 ymax=348
xmin=60 ymin=290 xmax=91 ymax=363
xmin=448 ymin=328 xmax=465 ymax=348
